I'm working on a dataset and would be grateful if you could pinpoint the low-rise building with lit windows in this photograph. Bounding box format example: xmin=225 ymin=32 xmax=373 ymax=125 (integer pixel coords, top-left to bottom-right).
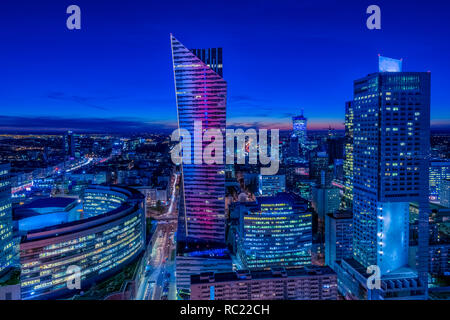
xmin=190 ymin=266 xmax=337 ymax=300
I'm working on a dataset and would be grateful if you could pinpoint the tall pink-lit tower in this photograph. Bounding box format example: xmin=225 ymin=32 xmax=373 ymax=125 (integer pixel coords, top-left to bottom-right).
xmin=170 ymin=34 xmax=226 ymax=243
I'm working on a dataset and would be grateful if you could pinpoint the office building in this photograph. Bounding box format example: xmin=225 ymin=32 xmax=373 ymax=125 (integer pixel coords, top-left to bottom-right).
xmin=18 ymin=186 xmax=145 ymax=300
xmin=309 ymin=152 xmax=331 ymax=186
xmin=429 ymin=160 xmax=450 ymax=201
xmin=325 ymin=210 xmax=353 ymax=269
xmin=350 ymin=60 xmax=430 ymax=298
xmin=342 ymin=101 xmax=354 ymax=209
xmin=171 ymin=35 xmax=231 ymax=293
xmin=0 ymin=164 xmax=14 ymax=277
xmin=238 ymin=193 xmax=312 ymax=270
xmin=175 ymin=247 xmax=233 ymax=291
xmin=63 ymin=131 xmax=80 ymax=158
xmin=292 ymin=110 xmax=307 ymax=147
xmin=258 ymin=174 xmax=286 ymax=196
xmin=190 ymin=266 xmax=337 ymax=300
xmin=171 ymin=34 xmax=226 ymax=243
xmin=312 ymin=186 xmax=341 ymax=222
xmin=441 ymin=179 xmax=450 ymax=208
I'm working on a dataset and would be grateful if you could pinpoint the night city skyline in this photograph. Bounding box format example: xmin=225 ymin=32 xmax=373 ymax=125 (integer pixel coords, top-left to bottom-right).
xmin=1 ymin=0 xmax=450 ymax=133
xmin=1 ymin=0 xmax=450 ymax=309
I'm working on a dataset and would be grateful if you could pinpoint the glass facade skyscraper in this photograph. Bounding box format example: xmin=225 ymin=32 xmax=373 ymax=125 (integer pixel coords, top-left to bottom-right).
xmin=342 ymin=101 xmax=354 ymax=209
xmin=170 ymin=34 xmax=227 ymax=243
xmin=238 ymin=193 xmax=312 ymax=270
xmin=292 ymin=110 xmax=307 ymax=147
xmin=352 ymin=71 xmax=431 ymax=288
xmin=0 ymin=163 xmax=14 ymax=277
xmin=429 ymin=160 xmax=450 ymax=201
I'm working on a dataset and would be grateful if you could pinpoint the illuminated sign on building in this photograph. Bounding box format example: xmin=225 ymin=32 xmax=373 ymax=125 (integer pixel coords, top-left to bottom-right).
xmin=379 ymin=55 xmax=402 ymax=72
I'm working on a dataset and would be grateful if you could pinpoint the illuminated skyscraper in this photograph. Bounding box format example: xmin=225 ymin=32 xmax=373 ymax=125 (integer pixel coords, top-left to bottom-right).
xmin=342 ymin=101 xmax=354 ymax=209
xmin=63 ymin=131 xmax=81 ymax=158
xmin=325 ymin=210 xmax=353 ymax=270
xmin=171 ymin=35 xmax=232 ymax=292
xmin=441 ymin=179 xmax=450 ymax=208
xmin=352 ymin=68 xmax=430 ymax=296
xmin=238 ymin=192 xmax=312 ymax=270
xmin=429 ymin=160 xmax=450 ymax=201
xmin=0 ymin=163 xmax=14 ymax=276
xmin=171 ymin=34 xmax=227 ymax=243
xmin=292 ymin=110 xmax=307 ymax=147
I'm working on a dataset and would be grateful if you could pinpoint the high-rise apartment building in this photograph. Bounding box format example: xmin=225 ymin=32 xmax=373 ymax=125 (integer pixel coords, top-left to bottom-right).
xmin=171 ymin=35 xmax=232 ymax=293
xmin=171 ymin=34 xmax=227 ymax=243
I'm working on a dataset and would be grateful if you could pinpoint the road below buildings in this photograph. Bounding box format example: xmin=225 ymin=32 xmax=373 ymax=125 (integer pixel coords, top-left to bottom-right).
xmin=135 ymin=173 xmax=178 ymax=300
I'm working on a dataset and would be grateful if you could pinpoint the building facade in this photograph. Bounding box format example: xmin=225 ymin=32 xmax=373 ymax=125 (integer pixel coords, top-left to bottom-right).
xmin=0 ymin=164 xmax=14 ymax=277
xmin=18 ymin=186 xmax=145 ymax=300
xmin=352 ymin=68 xmax=430 ymax=296
xmin=171 ymin=34 xmax=226 ymax=243
xmin=342 ymin=101 xmax=354 ymax=209
xmin=441 ymin=179 xmax=450 ymax=208
xmin=258 ymin=174 xmax=286 ymax=196
xmin=292 ymin=110 xmax=307 ymax=147
xmin=325 ymin=210 xmax=353 ymax=270
xmin=429 ymin=160 xmax=450 ymax=201
xmin=190 ymin=266 xmax=337 ymax=300
xmin=238 ymin=193 xmax=312 ymax=270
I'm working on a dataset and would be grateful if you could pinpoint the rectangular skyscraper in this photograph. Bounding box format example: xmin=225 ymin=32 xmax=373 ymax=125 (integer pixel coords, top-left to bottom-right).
xmin=292 ymin=110 xmax=307 ymax=147
xmin=171 ymin=35 xmax=227 ymax=243
xmin=352 ymin=71 xmax=430 ymax=286
xmin=342 ymin=101 xmax=354 ymax=209
xmin=0 ymin=163 xmax=14 ymax=276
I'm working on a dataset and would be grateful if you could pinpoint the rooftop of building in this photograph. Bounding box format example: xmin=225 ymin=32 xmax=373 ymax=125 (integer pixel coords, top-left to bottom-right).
xmin=17 ymin=197 xmax=77 ymax=210
xmin=17 ymin=185 xmax=144 ymax=242
xmin=327 ymin=209 xmax=353 ymax=219
xmin=191 ymin=266 xmax=336 ymax=285
xmin=176 ymin=239 xmax=230 ymax=259
xmin=255 ymin=192 xmax=307 ymax=205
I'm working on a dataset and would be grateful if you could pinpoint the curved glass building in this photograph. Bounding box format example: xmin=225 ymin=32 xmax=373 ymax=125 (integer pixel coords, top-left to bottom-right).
xmin=18 ymin=186 xmax=145 ymax=300
xmin=238 ymin=192 xmax=312 ymax=270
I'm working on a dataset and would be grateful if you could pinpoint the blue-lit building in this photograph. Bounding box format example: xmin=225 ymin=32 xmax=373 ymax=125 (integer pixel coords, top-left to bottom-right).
xmin=325 ymin=210 xmax=353 ymax=270
xmin=342 ymin=101 xmax=354 ymax=209
xmin=63 ymin=131 xmax=80 ymax=159
xmin=441 ymin=179 xmax=450 ymax=208
xmin=238 ymin=192 xmax=312 ymax=270
xmin=0 ymin=164 xmax=14 ymax=277
xmin=429 ymin=160 xmax=450 ymax=202
xmin=258 ymin=174 xmax=286 ymax=196
xmin=171 ymin=35 xmax=232 ymax=293
xmin=346 ymin=59 xmax=430 ymax=299
xmin=171 ymin=34 xmax=226 ymax=243
xmin=17 ymin=186 xmax=145 ymax=300
xmin=292 ymin=110 xmax=307 ymax=147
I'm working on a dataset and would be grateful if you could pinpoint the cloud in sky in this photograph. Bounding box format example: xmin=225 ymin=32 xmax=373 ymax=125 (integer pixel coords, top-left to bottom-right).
xmin=0 ymin=115 xmax=176 ymax=133
xmin=46 ymin=92 xmax=114 ymax=111
xmin=0 ymin=115 xmax=447 ymax=134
